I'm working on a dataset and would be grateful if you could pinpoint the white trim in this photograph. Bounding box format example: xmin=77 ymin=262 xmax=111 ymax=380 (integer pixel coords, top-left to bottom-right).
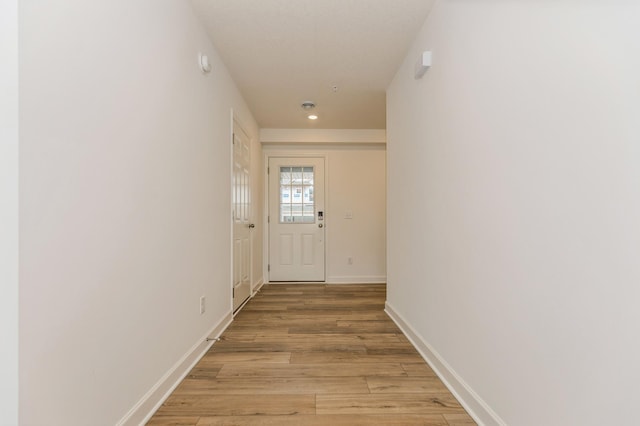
xmin=117 ymin=311 xmax=233 ymax=426
xmin=266 ymin=281 xmax=383 ymax=286
xmin=229 ymin=108 xmax=235 ymax=312
xmin=327 ymin=275 xmax=387 ymax=284
xmin=233 ymin=278 xmax=262 ymax=318
xmin=262 ymin=153 xmax=269 ymax=282
xmin=385 ymin=302 xmax=506 ymax=426
xmin=252 ymin=278 xmax=265 ymax=295
xmin=260 ymin=128 xmax=386 ymax=144
xmin=233 ymin=296 xmax=252 ymax=317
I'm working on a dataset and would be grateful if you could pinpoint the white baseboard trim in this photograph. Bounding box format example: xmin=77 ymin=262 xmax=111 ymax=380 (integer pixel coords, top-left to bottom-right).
xmin=117 ymin=311 xmax=234 ymax=426
xmin=252 ymin=278 xmax=265 ymax=295
xmin=326 ymin=275 xmax=386 ymax=284
xmin=385 ymin=302 xmax=506 ymax=426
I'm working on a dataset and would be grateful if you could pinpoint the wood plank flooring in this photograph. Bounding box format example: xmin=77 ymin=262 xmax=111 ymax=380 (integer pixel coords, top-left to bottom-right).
xmin=147 ymin=284 xmax=476 ymax=426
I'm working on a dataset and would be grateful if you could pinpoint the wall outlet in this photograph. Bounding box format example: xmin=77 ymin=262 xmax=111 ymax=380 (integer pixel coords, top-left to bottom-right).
xmin=199 ymin=296 xmax=206 ymax=315
xmin=348 ymin=257 xmax=353 ymax=265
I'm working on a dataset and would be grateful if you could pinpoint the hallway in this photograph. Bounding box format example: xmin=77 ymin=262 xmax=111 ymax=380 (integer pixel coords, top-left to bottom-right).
xmin=10 ymin=2 xmax=640 ymax=424
xmin=148 ymin=284 xmax=475 ymax=425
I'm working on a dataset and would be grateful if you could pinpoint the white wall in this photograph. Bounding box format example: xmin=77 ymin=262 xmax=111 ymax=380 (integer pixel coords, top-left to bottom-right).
xmin=19 ymin=1 xmax=258 ymax=424
xmin=263 ymin=133 xmax=386 ymax=284
xmin=387 ymin=1 xmax=640 ymax=425
xmin=0 ymin=0 xmax=19 ymax=424
xmin=326 ymin=147 xmax=386 ymax=283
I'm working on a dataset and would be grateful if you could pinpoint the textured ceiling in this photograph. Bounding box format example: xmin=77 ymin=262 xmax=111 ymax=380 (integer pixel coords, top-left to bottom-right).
xmin=191 ymin=0 xmax=435 ymax=129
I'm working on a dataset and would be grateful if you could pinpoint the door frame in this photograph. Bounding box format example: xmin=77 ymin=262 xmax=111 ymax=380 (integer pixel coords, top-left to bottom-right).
xmin=263 ymin=152 xmax=329 ymax=283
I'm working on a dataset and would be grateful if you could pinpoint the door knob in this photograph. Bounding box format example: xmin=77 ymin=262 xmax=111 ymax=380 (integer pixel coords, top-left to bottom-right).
xmin=318 ymin=223 xmax=323 ymax=228
xmin=248 ymin=224 xmax=255 ymax=229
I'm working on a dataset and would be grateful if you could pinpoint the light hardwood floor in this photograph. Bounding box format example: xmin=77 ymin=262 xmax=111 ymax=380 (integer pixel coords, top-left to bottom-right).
xmin=147 ymin=284 xmax=476 ymax=426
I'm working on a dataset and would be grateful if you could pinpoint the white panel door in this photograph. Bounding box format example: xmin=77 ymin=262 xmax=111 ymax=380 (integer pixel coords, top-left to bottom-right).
xmin=268 ymin=157 xmax=325 ymax=281
xmin=232 ymin=121 xmax=252 ymax=311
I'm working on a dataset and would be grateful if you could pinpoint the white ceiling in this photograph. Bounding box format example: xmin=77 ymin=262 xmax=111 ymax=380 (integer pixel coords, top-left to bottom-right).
xmin=191 ymin=0 xmax=435 ymax=129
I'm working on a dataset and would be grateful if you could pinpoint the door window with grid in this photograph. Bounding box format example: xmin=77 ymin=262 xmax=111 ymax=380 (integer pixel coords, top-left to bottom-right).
xmin=280 ymin=166 xmax=314 ymax=223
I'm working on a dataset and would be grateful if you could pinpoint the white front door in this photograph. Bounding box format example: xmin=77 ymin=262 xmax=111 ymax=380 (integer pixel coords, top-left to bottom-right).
xmin=268 ymin=157 xmax=325 ymax=282
xmin=232 ymin=121 xmax=252 ymax=311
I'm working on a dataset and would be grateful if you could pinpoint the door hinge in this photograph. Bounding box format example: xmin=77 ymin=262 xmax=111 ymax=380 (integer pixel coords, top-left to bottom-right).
xmin=232 ymin=133 xmax=235 ymax=144
xmin=267 ymin=166 xmax=270 ymax=174
xmin=268 ymin=264 xmax=270 ymax=272
xmin=267 ymin=215 xmax=270 ymax=223
xmin=233 ymin=287 xmax=235 ymax=297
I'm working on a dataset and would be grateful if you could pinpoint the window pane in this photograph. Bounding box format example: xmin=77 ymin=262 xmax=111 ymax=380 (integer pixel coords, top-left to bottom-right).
xmin=303 ymin=167 xmax=314 ymax=185
xmin=280 ymin=186 xmax=290 ymax=203
xmin=303 ymin=204 xmax=314 ymax=216
xmin=280 ymin=204 xmax=292 ymax=222
xmin=280 ymin=167 xmax=291 ymax=184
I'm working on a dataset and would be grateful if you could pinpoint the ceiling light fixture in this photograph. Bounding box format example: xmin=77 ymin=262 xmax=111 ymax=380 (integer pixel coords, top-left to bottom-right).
xmin=308 ymin=114 xmax=318 ymax=120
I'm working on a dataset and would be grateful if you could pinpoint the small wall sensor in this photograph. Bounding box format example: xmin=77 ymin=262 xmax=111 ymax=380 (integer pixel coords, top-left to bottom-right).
xmin=199 ymin=53 xmax=212 ymax=74
xmin=415 ymin=51 xmax=432 ymax=79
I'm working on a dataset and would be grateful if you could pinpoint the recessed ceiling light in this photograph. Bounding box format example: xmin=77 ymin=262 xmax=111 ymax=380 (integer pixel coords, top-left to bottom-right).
xmin=308 ymin=114 xmax=318 ymax=120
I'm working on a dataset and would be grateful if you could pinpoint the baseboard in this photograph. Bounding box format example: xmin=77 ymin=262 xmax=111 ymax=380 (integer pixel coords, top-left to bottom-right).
xmin=326 ymin=275 xmax=386 ymax=284
xmin=117 ymin=310 xmax=234 ymax=426
xmin=252 ymin=278 xmax=265 ymax=295
xmin=385 ymin=302 xmax=506 ymax=426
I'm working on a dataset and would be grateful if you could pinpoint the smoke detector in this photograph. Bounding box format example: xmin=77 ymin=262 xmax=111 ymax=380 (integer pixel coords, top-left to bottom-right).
xmin=301 ymin=101 xmax=316 ymax=110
